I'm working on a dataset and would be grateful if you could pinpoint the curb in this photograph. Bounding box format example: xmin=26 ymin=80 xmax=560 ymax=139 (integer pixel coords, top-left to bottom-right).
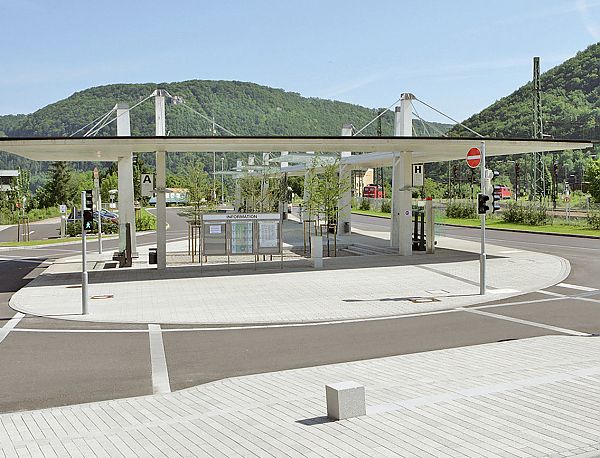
xmin=351 ymin=212 xmax=600 ymax=239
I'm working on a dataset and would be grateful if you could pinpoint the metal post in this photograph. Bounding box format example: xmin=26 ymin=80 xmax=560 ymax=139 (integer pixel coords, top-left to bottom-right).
xmin=98 ymin=192 xmax=102 ymax=254
xmin=155 ymin=90 xmax=167 ymax=270
xmin=480 ymin=141 xmax=486 ymax=295
xmin=81 ymin=191 xmax=89 ymax=314
xmin=221 ymin=156 xmax=225 ymax=203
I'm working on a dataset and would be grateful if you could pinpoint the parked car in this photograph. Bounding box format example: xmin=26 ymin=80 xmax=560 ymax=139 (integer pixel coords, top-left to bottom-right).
xmin=99 ymin=208 xmax=119 ymax=221
xmin=67 ymin=209 xmax=118 ymax=225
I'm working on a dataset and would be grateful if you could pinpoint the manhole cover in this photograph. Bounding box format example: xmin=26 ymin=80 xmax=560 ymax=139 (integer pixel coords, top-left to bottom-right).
xmin=409 ymin=297 xmax=440 ymax=303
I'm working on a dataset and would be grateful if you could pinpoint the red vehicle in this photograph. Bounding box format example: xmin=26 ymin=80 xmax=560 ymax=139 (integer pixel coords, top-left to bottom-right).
xmin=493 ymin=186 xmax=511 ymax=200
xmin=363 ymin=185 xmax=385 ymax=198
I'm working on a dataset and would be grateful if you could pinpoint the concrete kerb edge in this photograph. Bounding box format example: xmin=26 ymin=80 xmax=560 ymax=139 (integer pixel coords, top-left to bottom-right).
xmin=7 ymin=242 xmax=573 ymax=326
xmin=351 ymin=211 xmax=600 ymax=239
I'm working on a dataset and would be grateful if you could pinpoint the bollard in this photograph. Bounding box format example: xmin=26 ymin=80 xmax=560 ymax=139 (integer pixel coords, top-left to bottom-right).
xmin=426 ymin=197 xmax=435 ymax=254
xmin=326 ymin=381 xmax=366 ymax=420
xmin=311 ymin=235 xmax=323 ymax=268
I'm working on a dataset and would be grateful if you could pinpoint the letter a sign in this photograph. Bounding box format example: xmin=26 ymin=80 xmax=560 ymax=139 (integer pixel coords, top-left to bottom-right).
xmin=141 ymin=174 xmax=155 ymax=197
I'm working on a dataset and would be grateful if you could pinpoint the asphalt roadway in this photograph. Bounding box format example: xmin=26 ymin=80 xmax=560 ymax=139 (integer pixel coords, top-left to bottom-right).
xmin=0 ymin=210 xmax=599 ymax=415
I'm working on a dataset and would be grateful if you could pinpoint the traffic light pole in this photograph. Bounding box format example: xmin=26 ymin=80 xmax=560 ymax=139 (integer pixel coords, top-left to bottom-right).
xmin=480 ymin=141 xmax=486 ymax=295
xmin=81 ymin=191 xmax=89 ymax=315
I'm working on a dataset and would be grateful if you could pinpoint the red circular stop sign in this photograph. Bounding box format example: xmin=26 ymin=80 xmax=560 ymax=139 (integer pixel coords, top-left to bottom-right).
xmin=467 ymin=148 xmax=481 ymax=168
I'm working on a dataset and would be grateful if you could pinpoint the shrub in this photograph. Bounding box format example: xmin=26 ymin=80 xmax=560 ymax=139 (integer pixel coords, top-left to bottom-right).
xmin=136 ymin=210 xmax=157 ymax=231
xmin=380 ymin=199 xmax=391 ymax=213
xmin=589 ymin=211 xmax=600 ymax=230
xmin=503 ymin=202 xmax=547 ymax=226
xmin=359 ymin=198 xmax=370 ymax=211
xmin=445 ymin=202 xmax=476 ymax=219
xmin=503 ymin=201 xmax=525 ymax=223
xmin=66 ymin=221 xmax=119 ymax=236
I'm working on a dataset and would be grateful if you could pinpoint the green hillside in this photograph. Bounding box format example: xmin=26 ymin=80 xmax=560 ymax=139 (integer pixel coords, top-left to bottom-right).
xmin=450 ymin=42 xmax=600 ymax=140
xmin=0 ymin=80 xmax=450 ymax=181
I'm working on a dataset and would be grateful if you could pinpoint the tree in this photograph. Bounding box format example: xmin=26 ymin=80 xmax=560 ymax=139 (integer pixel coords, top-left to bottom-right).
xmin=585 ymin=158 xmax=600 ymax=203
xmin=100 ymin=172 xmax=118 ymax=203
xmin=38 ymin=161 xmax=72 ymax=208
xmin=183 ymin=161 xmax=213 ymax=221
xmin=13 ymin=168 xmax=31 ymax=211
xmin=238 ymin=172 xmax=262 ymax=213
xmin=304 ymin=155 xmax=351 ymax=226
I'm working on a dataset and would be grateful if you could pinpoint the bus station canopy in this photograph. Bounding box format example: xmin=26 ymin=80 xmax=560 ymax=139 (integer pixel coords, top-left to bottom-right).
xmin=0 ymin=136 xmax=593 ymax=165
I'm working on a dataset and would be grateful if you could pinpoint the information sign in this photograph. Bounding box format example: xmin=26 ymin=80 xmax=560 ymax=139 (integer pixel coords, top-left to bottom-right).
xmin=259 ymin=221 xmax=278 ymax=248
xmin=231 ymin=221 xmax=253 ymax=254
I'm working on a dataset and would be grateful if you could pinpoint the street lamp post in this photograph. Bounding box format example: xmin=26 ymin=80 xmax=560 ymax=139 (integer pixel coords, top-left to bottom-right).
xmin=221 ymin=157 xmax=225 ymax=203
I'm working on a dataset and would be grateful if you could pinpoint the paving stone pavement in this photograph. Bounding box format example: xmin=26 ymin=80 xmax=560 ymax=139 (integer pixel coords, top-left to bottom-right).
xmin=4 ymin=218 xmax=600 ymax=457
xmin=1 ymin=335 xmax=600 ymax=457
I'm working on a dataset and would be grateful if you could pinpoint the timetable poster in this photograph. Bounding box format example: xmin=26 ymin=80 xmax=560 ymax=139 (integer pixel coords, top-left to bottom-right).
xmin=259 ymin=222 xmax=278 ymax=248
xmin=231 ymin=221 xmax=253 ymax=254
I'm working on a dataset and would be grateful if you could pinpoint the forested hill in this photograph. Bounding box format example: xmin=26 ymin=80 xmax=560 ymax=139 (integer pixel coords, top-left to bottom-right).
xmin=0 ymin=80 xmax=448 ymax=138
xmin=0 ymin=80 xmax=450 ymax=177
xmin=449 ymin=42 xmax=600 ymax=140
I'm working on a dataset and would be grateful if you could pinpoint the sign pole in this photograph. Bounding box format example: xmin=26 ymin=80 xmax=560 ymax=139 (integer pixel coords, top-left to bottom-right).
xmin=81 ymin=191 xmax=89 ymax=314
xmin=480 ymin=141 xmax=486 ymax=295
xmin=94 ymin=167 xmax=102 ymax=254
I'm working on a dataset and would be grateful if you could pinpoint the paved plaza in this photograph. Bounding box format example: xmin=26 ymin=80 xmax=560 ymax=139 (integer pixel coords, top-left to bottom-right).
xmin=2 ymin=218 xmax=600 ymax=457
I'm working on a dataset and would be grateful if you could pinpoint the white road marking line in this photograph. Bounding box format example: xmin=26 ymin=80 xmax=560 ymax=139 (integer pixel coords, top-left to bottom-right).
xmin=488 ymin=288 xmax=520 ymax=294
xmin=148 ymin=324 xmax=171 ymax=394
xmin=462 ymin=308 xmax=591 ymax=337
xmin=537 ymin=290 xmax=567 ymax=297
xmin=0 ymin=313 xmax=25 ymax=344
xmin=0 ymin=258 xmax=53 ymax=265
xmin=368 ymin=365 xmax=600 ymax=415
xmin=499 ymin=250 xmax=522 ymax=253
xmin=557 ymin=282 xmax=598 ymax=292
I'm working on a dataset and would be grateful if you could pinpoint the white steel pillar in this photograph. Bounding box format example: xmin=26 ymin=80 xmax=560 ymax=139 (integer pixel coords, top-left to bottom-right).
xmin=116 ymin=103 xmax=137 ymax=256
xmin=235 ymin=159 xmax=242 ymax=211
xmin=155 ymin=90 xmax=167 ymax=270
xmin=338 ymin=124 xmax=352 ymax=234
xmin=391 ymin=93 xmax=414 ymax=255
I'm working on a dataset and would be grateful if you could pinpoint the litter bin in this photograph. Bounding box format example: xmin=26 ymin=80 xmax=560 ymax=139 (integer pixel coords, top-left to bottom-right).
xmin=149 ymin=248 xmax=157 ymax=265
xmin=344 ymin=221 xmax=350 ymax=233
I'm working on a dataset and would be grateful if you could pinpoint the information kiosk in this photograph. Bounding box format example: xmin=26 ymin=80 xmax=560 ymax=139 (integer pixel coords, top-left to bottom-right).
xmin=201 ymin=213 xmax=283 ymax=269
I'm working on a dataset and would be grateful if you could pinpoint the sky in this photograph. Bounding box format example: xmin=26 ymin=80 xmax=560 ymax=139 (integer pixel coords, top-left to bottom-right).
xmin=1 ymin=0 xmax=600 ymax=124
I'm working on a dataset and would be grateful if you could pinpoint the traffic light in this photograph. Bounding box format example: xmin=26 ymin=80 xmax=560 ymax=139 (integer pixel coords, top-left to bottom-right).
xmin=484 ymin=169 xmax=501 ymax=214
xmin=477 ymin=193 xmax=490 ymax=215
xmin=453 ymin=165 xmax=458 ymax=179
xmin=84 ymin=189 xmax=93 ymax=211
xmin=82 ymin=189 xmax=94 ymax=232
xmin=515 ymin=163 xmax=520 ymax=179
xmin=83 ymin=210 xmax=94 ymax=232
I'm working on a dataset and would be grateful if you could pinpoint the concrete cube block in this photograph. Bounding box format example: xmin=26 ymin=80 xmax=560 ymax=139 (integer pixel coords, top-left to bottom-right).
xmin=311 ymin=235 xmax=323 ymax=268
xmin=326 ymin=381 xmax=366 ymax=420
